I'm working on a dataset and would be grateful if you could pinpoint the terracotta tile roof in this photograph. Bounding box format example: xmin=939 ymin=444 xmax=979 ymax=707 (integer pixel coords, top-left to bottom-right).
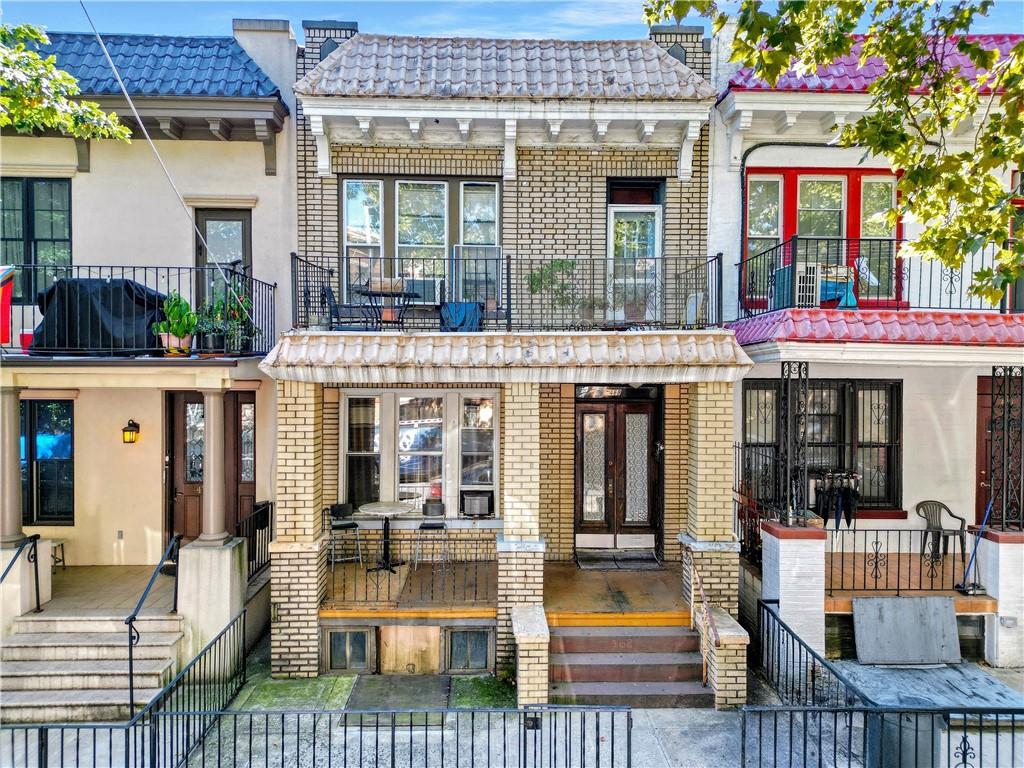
xmin=259 ymin=330 xmax=752 ymax=384
xmin=727 ymin=309 xmax=1024 ymax=347
xmin=295 ymin=35 xmax=715 ymax=100
xmin=727 ymin=34 xmax=1021 ymax=94
xmin=36 ymin=32 xmax=281 ymax=99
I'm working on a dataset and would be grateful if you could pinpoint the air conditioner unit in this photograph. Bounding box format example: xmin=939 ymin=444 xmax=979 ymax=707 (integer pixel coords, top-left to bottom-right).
xmin=770 ymin=263 xmax=821 ymax=310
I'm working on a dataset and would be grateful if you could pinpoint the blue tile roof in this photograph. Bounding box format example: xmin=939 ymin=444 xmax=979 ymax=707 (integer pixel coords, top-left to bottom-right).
xmin=36 ymin=32 xmax=282 ymax=99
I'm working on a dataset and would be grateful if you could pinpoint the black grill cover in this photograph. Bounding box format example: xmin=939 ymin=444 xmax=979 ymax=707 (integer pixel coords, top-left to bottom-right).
xmin=31 ymin=278 xmax=166 ymax=355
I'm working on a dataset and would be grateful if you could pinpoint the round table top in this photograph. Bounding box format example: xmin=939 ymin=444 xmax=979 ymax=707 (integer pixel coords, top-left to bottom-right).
xmin=358 ymin=501 xmax=416 ymax=518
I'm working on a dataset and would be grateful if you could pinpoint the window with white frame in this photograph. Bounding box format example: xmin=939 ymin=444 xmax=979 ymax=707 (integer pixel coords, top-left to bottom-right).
xmin=746 ymin=177 xmax=782 ymax=257
xmin=340 ymin=390 xmax=499 ymax=517
xmin=797 ymin=178 xmax=845 ymax=239
xmin=342 ymin=180 xmax=383 ymax=302
xmin=396 ymin=180 xmax=447 ymax=303
xmin=859 ymin=178 xmax=897 ymax=299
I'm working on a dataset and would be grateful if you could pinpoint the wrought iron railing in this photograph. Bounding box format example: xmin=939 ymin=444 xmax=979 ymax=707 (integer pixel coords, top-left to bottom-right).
xmin=292 ymin=250 xmax=722 ymax=332
xmin=741 ymin=705 xmax=1024 ymax=768
xmin=827 ymin=527 xmax=972 ymax=594
xmin=1 ymin=264 xmax=276 ymax=358
xmin=326 ymin=535 xmax=497 ymax=606
xmin=0 ymin=534 xmax=42 ymax=614
xmin=757 ymin=600 xmax=872 ymax=708
xmin=125 ymin=535 xmax=182 ymax=711
xmin=0 ymin=609 xmax=247 ymax=768
xmin=235 ymin=501 xmax=273 ymax=581
xmin=734 ymin=444 xmax=782 ymax=566
xmin=737 ymin=237 xmax=1018 ymax=318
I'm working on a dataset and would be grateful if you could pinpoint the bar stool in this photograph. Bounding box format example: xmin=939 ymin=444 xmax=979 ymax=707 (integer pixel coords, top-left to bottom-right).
xmin=413 ymin=501 xmax=450 ymax=570
xmin=326 ymin=503 xmax=363 ymax=565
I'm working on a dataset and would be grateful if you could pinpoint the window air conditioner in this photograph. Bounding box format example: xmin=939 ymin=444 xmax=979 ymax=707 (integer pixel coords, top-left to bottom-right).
xmin=769 ymin=263 xmax=821 ymax=310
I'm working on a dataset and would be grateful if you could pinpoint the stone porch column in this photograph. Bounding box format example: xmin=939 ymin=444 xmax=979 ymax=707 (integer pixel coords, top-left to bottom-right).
xmin=681 ymin=381 xmax=740 ymax=617
xmin=497 ymin=382 xmax=546 ymax=681
xmin=269 ymin=380 xmax=326 ymax=678
xmin=198 ymin=389 xmax=229 ymax=544
xmin=1 ymin=386 xmax=24 ymax=547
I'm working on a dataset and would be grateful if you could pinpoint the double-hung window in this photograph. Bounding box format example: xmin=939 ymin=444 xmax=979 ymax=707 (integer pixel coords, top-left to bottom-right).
xmin=340 ymin=390 xmax=499 ymax=517
xmin=859 ymin=178 xmax=897 ymax=299
xmin=744 ymin=177 xmax=783 ymax=300
xmin=396 ymin=181 xmax=447 ymax=304
xmin=797 ymin=178 xmax=845 ymax=262
xmin=342 ymin=180 xmax=383 ymax=302
xmin=1 ymin=178 xmax=72 ymax=302
xmin=21 ymin=399 xmax=74 ymax=525
xmin=458 ymin=182 xmax=501 ymax=306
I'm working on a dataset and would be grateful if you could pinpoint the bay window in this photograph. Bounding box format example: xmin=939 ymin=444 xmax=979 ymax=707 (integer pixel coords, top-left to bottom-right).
xmin=340 ymin=390 xmax=499 ymax=517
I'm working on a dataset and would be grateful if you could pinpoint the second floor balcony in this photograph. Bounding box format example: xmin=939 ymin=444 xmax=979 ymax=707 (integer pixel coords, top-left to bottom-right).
xmin=736 ymin=236 xmax=1021 ymax=319
xmin=291 ymin=248 xmax=722 ymax=333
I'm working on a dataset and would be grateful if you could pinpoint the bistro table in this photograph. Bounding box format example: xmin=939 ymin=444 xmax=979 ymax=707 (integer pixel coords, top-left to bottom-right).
xmin=351 ymin=286 xmax=420 ymax=330
xmin=359 ymin=501 xmax=416 ymax=573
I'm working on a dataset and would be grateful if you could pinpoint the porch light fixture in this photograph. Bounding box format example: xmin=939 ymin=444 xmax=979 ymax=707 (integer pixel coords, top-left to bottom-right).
xmin=122 ymin=419 xmax=140 ymax=444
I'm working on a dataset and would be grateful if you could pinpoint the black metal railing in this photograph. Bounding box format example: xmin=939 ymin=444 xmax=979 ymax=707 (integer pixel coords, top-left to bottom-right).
xmin=737 ymin=237 xmax=1018 ymax=318
xmin=827 ymin=528 xmax=972 ymax=594
xmin=0 ymin=609 xmax=247 ymax=768
xmin=125 ymin=535 xmax=182 ymax=711
xmin=741 ymin=705 xmax=1023 ymax=767
xmin=236 ymin=501 xmax=273 ymax=581
xmin=757 ymin=600 xmax=872 ymax=708
xmin=327 ymin=535 xmax=497 ymax=606
xmin=734 ymin=444 xmax=783 ymax=566
xmin=1 ymin=264 xmax=276 ymax=358
xmin=292 ymin=250 xmax=722 ymax=332
xmin=0 ymin=534 xmax=42 ymax=614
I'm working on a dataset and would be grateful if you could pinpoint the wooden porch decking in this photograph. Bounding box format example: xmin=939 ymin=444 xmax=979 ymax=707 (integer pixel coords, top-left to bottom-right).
xmin=41 ymin=565 xmax=175 ymax=616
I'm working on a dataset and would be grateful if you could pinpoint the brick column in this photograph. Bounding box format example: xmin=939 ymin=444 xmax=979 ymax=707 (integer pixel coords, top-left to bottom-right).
xmin=497 ymin=383 xmax=545 ymax=669
xmin=270 ymin=380 xmax=326 ymax=677
xmin=761 ymin=521 xmax=826 ymax=654
xmin=511 ymin=605 xmax=550 ymax=706
xmin=683 ymin=382 xmax=740 ymax=616
xmin=979 ymin=529 xmax=1024 ymax=667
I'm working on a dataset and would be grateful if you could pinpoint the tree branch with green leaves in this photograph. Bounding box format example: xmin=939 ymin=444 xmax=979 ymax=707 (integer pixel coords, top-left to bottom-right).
xmin=644 ymin=0 xmax=1024 ymax=303
xmin=1 ymin=23 xmax=130 ymax=141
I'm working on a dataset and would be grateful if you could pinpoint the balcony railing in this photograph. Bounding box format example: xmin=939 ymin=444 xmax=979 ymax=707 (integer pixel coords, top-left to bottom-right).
xmin=737 ymin=237 xmax=1019 ymax=318
xmin=292 ymin=249 xmax=722 ymax=332
xmin=1 ymin=264 xmax=276 ymax=358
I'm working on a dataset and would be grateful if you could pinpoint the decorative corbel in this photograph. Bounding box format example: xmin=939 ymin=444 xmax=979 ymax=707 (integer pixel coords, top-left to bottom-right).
xmin=503 ymin=120 xmax=517 ymax=181
xmin=638 ymin=120 xmax=657 ymax=143
xmin=357 ymin=117 xmax=374 ymax=141
xmin=309 ymin=114 xmax=331 ymax=177
xmin=207 ymin=118 xmax=231 ymax=141
xmin=727 ymin=110 xmax=752 ymax=172
xmin=74 ymin=138 xmax=90 ymax=172
xmin=157 ymin=117 xmax=183 ymax=140
xmin=676 ymin=121 xmax=702 ymax=182
xmin=407 ymin=118 xmax=421 ymax=140
xmin=457 ymin=118 xmax=472 ymax=141
xmin=773 ymin=110 xmax=800 ymax=134
xmin=255 ymin=119 xmax=277 ymax=176
xmin=546 ymin=120 xmax=563 ymax=143
xmin=819 ymin=112 xmax=848 ymax=133
xmin=593 ymin=120 xmax=610 ymax=142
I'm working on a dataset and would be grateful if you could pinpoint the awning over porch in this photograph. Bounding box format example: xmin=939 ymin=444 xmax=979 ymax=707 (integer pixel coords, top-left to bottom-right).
xmin=258 ymin=330 xmax=753 ymax=384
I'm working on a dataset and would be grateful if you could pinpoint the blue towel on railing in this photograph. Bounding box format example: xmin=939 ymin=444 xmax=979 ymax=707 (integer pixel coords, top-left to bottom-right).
xmin=440 ymin=302 xmax=483 ymax=332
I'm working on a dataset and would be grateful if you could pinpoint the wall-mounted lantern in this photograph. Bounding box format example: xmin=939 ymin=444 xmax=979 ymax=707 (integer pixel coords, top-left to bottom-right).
xmin=122 ymin=419 xmax=140 ymax=444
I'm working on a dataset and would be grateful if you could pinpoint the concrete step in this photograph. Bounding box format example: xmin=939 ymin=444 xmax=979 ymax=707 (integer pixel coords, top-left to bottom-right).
xmin=549 ymin=626 xmax=700 ymax=654
xmin=0 ymin=688 xmax=161 ymax=724
xmin=548 ymin=681 xmax=715 ymax=708
xmin=12 ymin=613 xmax=183 ymax=635
xmin=549 ymin=652 xmax=703 ymax=683
xmin=0 ymin=632 xmax=182 ymax=662
xmin=0 ymin=659 xmax=174 ymax=691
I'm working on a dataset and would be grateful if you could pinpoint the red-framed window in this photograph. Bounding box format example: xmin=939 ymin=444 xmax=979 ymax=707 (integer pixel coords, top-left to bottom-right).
xmin=742 ymin=168 xmax=904 ymax=309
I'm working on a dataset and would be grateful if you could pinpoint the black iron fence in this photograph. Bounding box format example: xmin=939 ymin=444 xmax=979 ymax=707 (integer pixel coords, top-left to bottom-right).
xmin=827 ymin=528 xmax=972 ymax=594
xmin=734 ymin=444 xmax=782 ymax=566
xmin=236 ymin=501 xmax=273 ymax=581
xmin=737 ymin=237 xmax=1018 ymax=318
xmin=1 ymin=264 xmax=276 ymax=358
xmin=1 ymin=610 xmax=247 ymax=768
xmin=757 ymin=600 xmax=871 ymax=709
xmin=327 ymin=535 xmax=497 ymax=606
xmin=292 ymin=250 xmax=721 ymax=332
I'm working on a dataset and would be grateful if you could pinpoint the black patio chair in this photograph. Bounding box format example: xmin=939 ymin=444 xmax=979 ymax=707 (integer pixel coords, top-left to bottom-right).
xmin=915 ymin=500 xmax=967 ymax=565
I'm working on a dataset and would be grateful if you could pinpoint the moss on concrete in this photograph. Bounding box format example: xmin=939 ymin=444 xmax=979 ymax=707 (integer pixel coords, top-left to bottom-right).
xmin=450 ymin=676 xmax=516 ymax=709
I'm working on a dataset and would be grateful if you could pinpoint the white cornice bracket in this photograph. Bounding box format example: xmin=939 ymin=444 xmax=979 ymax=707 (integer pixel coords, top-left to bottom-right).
xmin=677 ymin=121 xmax=702 ymax=182
xmin=638 ymin=120 xmax=657 ymax=143
xmin=819 ymin=111 xmax=848 ymax=133
xmin=357 ymin=117 xmax=374 ymax=140
xmin=457 ymin=118 xmax=472 ymax=141
xmin=503 ymin=120 xmax=517 ymax=181
xmin=158 ymin=117 xmax=183 ymax=140
xmin=773 ymin=110 xmax=800 ymax=134
xmin=309 ymin=114 xmax=331 ymax=177
xmin=726 ymin=110 xmax=752 ymax=172
xmin=207 ymin=118 xmax=231 ymax=141
xmin=407 ymin=118 xmax=421 ymax=140
xmin=546 ymin=120 xmax=562 ymax=143
xmin=593 ymin=120 xmax=610 ymax=142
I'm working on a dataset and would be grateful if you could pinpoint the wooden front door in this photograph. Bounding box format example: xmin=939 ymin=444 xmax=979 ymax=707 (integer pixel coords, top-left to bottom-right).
xmin=168 ymin=391 xmax=255 ymax=540
xmin=574 ymin=400 xmax=658 ymax=548
xmin=976 ymin=376 xmax=993 ymax=524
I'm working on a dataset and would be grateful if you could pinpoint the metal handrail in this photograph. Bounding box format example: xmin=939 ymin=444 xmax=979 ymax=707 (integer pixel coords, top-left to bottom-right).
xmin=124 ymin=533 xmax=182 ymax=710
xmin=0 ymin=534 xmax=42 ymax=614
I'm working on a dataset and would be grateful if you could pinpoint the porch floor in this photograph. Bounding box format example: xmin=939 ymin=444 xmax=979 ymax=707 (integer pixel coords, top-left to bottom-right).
xmin=544 ymin=562 xmax=689 ymax=625
xmin=41 ymin=565 xmax=176 ymax=617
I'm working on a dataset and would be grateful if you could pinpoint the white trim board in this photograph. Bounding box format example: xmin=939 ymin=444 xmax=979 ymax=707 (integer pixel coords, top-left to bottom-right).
xmin=742 ymin=341 xmax=1024 ymax=367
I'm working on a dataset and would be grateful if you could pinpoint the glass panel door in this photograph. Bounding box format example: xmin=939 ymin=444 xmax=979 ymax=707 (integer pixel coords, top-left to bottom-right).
xmin=580 ymin=411 xmax=608 ymax=524
xmin=607 ymin=206 xmax=661 ymax=323
xmin=623 ymin=412 xmax=650 ymax=524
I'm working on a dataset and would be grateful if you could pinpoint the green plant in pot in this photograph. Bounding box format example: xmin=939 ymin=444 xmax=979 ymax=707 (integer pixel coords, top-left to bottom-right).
xmin=151 ymin=290 xmax=198 ymax=356
xmin=224 ymin=279 xmax=255 ymax=355
xmin=196 ymin=298 xmax=228 ymax=356
xmin=525 ymin=259 xmax=578 ymax=323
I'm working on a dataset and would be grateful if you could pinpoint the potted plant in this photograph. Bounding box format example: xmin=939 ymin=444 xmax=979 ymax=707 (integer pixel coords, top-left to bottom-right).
xmin=579 ymin=296 xmax=608 ymax=321
xmin=195 ymin=299 xmax=227 ymax=356
xmin=525 ymin=259 xmax=578 ymax=317
xmin=224 ymin=279 xmax=255 ymax=355
xmin=152 ymin=290 xmax=198 ymax=356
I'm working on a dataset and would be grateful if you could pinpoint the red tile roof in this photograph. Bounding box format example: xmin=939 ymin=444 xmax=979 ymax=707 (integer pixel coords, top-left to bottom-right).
xmin=727 ymin=34 xmax=1021 ymax=94
xmin=727 ymin=309 xmax=1024 ymax=347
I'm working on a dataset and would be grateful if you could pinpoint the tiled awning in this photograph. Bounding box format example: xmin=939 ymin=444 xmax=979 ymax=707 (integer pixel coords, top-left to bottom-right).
xmin=259 ymin=331 xmax=752 ymax=385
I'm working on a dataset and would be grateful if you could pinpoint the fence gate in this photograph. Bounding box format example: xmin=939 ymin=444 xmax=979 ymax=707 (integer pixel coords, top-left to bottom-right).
xmin=778 ymin=361 xmax=810 ymax=516
xmin=989 ymin=365 xmax=1023 ymax=530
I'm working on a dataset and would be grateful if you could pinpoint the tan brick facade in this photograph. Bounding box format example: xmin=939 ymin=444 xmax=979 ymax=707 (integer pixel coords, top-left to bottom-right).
xmin=694 ymin=602 xmax=749 ymax=709
xmin=538 ymin=384 xmax=574 ymax=560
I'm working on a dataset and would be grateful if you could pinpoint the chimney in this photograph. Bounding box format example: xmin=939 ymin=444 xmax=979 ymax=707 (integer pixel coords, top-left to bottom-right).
xmin=710 ymin=18 xmax=741 ymax=93
xmin=232 ymin=19 xmax=298 ymax=112
xmin=649 ymin=23 xmax=711 ymax=80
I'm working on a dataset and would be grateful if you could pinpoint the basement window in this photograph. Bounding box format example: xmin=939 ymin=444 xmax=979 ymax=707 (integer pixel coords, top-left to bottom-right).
xmin=327 ymin=629 xmax=372 ymax=672
xmin=445 ymin=629 xmax=492 ymax=673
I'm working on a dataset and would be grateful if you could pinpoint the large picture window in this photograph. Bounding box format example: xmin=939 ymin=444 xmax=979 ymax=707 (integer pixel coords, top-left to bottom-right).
xmin=1 ymin=178 xmax=72 ymax=302
xmin=340 ymin=390 xmax=499 ymax=517
xmin=742 ymin=379 xmax=902 ymax=509
xmin=20 ymin=399 xmax=74 ymax=525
